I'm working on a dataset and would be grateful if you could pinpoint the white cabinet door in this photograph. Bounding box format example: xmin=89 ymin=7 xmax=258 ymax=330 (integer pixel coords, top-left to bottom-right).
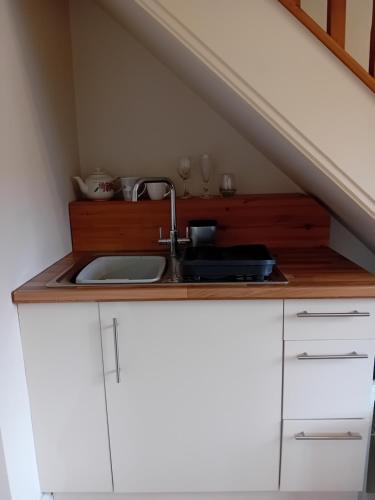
xmin=280 ymin=418 xmax=370 ymax=491
xmin=100 ymin=300 xmax=283 ymax=493
xmin=19 ymin=303 xmax=112 ymax=493
xmin=284 ymin=339 xmax=375 ymax=418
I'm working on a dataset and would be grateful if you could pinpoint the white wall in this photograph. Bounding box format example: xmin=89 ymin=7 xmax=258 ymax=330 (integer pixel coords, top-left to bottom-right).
xmin=285 ymin=0 xmax=375 ymax=272
xmin=73 ymin=0 xmax=374 ymax=273
xmin=346 ymin=0 xmax=373 ymax=70
xmin=71 ymin=0 xmax=299 ymax=197
xmin=0 ymin=1 xmax=79 ymax=498
xmin=331 ymin=218 xmax=375 ymax=273
xmin=301 ymin=0 xmax=327 ymax=30
xmin=0 ymin=434 xmax=11 ymax=500
xmin=96 ymin=0 xmax=375 ymax=257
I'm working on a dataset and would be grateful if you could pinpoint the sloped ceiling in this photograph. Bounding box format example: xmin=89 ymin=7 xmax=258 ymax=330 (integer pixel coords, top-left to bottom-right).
xmin=97 ymin=0 xmax=375 ymax=251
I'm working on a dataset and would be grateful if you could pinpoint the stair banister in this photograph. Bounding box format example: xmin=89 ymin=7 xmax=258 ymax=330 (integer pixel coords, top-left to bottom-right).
xmin=370 ymin=0 xmax=375 ymax=76
xmin=327 ymin=0 xmax=346 ymax=48
xmin=279 ymin=0 xmax=375 ymax=93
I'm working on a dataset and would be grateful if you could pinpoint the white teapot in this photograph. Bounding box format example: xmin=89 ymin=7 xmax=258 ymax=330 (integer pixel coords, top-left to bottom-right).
xmin=73 ymin=168 xmax=116 ymax=200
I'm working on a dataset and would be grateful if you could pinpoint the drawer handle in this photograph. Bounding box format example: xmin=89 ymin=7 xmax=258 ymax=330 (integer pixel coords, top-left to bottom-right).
xmin=112 ymin=318 xmax=121 ymax=384
xmin=297 ymin=310 xmax=370 ymax=318
xmin=297 ymin=351 xmax=368 ymax=360
xmin=295 ymin=431 xmax=362 ymax=441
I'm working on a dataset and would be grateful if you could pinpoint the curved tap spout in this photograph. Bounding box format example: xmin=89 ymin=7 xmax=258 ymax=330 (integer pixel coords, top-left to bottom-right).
xmin=131 ymin=177 xmax=180 ymax=256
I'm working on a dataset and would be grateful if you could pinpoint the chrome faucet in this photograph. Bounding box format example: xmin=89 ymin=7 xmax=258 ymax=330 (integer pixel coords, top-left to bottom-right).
xmin=131 ymin=177 xmax=189 ymax=258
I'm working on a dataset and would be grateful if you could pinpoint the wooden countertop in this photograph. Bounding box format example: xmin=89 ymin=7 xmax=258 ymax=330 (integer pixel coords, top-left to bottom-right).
xmin=12 ymin=247 xmax=375 ymax=303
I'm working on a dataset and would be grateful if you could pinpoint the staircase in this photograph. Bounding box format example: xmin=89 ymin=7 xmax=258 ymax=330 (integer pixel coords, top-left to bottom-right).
xmin=279 ymin=0 xmax=375 ymax=92
xmin=97 ymin=0 xmax=375 ymax=251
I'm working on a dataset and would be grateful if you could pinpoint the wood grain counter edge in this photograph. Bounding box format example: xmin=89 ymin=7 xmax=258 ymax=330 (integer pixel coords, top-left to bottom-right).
xmin=12 ymin=247 xmax=375 ymax=303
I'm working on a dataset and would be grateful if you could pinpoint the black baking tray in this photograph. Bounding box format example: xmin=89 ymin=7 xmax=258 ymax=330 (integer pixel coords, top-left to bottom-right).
xmin=181 ymin=244 xmax=276 ymax=281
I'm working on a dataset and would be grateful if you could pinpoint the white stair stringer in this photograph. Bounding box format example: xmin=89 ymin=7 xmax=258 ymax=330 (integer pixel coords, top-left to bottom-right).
xmin=97 ymin=0 xmax=375 ymax=250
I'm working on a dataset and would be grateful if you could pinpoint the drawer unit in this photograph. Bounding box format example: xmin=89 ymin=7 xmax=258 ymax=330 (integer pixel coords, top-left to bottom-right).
xmin=284 ymin=299 xmax=375 ymax=340
xmin=280 ymin=418 xmax=370 ymax=491
xmin=283 ymin=339 xmax=375 ymax=418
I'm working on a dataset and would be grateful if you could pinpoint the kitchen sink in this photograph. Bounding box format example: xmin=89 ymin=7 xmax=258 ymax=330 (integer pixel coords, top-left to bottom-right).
xmin=75 ymin=255 xmax=167 ymax=284
xmin=46 ymin=250 xmax=288 ymax=288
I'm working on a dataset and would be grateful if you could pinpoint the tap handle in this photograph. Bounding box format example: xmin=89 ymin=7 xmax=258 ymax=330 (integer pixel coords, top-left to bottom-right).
xmin=158 ymin=226 xmax=170 ymax=245
xmin=177 ymin=237 xmax=191 ymax=244
xmin=177 ymin=226 xmax=191 ymax=245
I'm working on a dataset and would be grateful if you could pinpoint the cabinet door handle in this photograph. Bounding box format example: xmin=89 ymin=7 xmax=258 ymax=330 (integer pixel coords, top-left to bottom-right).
xmin=297 ymin=351 xmax=368 ymax=360
xmin=112 ymin=318 xmax=121 ymax=383
xmin=295 ymin=431 xmax=362 ymax=441
xmin=297 ymin=310 xmax=370 ymax=318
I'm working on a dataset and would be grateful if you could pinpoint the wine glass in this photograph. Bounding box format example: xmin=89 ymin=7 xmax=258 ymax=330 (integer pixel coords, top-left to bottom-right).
xmin=177 ymin=157 xmax=192 ymax=199
xmin=220 ymin=173 xmax=237 ymax=197
xmin=200 ymin=153 xmax=213 ymax=199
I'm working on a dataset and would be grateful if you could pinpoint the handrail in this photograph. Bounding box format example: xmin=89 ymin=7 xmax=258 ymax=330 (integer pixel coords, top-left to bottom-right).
xmin=278 ymin=0 xmax=375 ymax=94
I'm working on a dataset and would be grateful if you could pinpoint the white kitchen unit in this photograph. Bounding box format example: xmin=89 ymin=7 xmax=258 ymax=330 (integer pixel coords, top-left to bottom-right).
xmin=281 ymin=299 xmax=375 ymax=492
xmin=18 ymin=303 xmax=112 ymax=493
xmin=17 ymin=298 xmax=375 ymax=497
xmin=99 ymin=300 xmax=283 ymax=493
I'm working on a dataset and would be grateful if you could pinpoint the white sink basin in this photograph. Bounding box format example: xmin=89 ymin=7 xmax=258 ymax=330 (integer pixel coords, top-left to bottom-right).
xmin=75 ymin=256 xmax=166 ymax=284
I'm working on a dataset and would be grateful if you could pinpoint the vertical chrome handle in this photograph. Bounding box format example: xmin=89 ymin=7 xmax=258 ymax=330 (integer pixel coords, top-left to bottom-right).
xmin=112 ymin=318 xmax=121 ymax=383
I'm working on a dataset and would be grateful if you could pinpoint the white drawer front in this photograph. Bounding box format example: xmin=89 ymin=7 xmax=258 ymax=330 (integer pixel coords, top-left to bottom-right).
xmin=284 ymin=299 xmax=375 ymax=340
xmin=280 ymin=419 xmax=370 ymax=491
xmin=284 ymin=339 xmax=375 ymax=419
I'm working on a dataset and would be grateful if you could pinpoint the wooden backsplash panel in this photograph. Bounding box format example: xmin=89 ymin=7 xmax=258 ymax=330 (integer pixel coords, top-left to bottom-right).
xmin=69 ymin=194 xmax=330 ymax=252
